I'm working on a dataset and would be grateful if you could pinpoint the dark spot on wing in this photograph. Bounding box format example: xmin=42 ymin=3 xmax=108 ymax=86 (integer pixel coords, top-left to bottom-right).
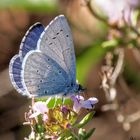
xmin=71 ymin=83 xmax=73 ymax=86
xmin=52 ymin=37 xmax=56 ymax=39
xmin=58 ymin=70 xmax=62 ymax=74
xmin=44 ymin=90 xmax=48 ymax=94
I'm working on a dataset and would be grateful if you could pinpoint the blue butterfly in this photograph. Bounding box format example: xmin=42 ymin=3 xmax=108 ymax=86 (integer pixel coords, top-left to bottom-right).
xmin=9 ymin=15 xmax=83 ymax=98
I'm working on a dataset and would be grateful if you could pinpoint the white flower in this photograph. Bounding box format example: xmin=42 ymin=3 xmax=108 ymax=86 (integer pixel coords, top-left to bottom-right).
xmin=71 ymin=95 xmax=98 ymax=113
xmin=29 ymin=101 xmax=48 ymax=118
xmin=95 ymin=0 xmax=140 ymax=24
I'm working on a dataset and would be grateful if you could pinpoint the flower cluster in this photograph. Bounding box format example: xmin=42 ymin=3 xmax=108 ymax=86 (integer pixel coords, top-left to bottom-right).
xmin=94 ymin=0 xmax=140 ymax=25
xmin=24 ymin=95 xmax=98 ymax=140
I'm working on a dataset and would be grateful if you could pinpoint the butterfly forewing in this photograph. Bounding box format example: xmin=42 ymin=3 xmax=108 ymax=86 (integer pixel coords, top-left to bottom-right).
xmin=38 ymin=15 xmax=76 ymax=84
xmin=19 ymin=23 xmax=44 ymax=60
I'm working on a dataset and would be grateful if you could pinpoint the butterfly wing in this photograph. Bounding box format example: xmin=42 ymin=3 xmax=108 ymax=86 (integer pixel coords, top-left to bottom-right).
xmin=38 ymin=15 xmax=76 ymax=84
xmin=19 ymin=23 xmax=44 ymax=59
xmin=23 ymin=51 xmax=70 ymax=97
xmin=10 ymin=15 xmax=76 ymax=97
xmin=9 ymin=23 xmax=44 ymax=95
xmin=9 ymin=55 xmax=26 ymax=94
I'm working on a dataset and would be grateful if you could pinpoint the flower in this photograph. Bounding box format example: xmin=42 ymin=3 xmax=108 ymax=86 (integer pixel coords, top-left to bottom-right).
xmin=25 ymin=95 xmax=98 ymax=139
xmin=81 ymin=97 xmax=99 ymax=109
xmin=29 ymin=101 xmax=48 ymax=118
xmin=71 ymin=95 xmax=98 ymax=113
xmin=94 ymin=0 xmax=140 ymax=25
xmin=61 ymin=106 xmax=69 ymax=114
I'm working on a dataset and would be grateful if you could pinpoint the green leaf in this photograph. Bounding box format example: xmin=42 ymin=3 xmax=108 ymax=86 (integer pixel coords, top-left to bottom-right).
xmin=55 ymin=98 xmax=63 ymax=106
xmin=123 ymin=63 xmax=140 ymax=91
xmin=78 ymin=128 xmax=86 ymax=139
xmin=45 ymin=97 xmax=73 ymax=109
xmin=37 ymin=114 xmax=43 ymax=124
xmin=76 ymin=39 xmax=118 ymax=85
xmin=0 ymin=0 xmax=58 ymax=13
xmin=77 ymin=43 xmax=102 ymax=84
xmin=131 ymin=10 xmax=140 ymax=26
xmin=76 ymin=111 xmax=95 ymax=128
xmin=35 ymin=124 xmax=45 ymax=133
xmin=47 ymin=97 xmax=62 ymax=108
xmin=47 ymin=97 xmax=56 ymax=108
xmin=35 ymin=97 xmax=48 ymax=102
xmin=78 ymin=128 xmax=95 ymax=140
xmin=58 ymin=130 xmax=78 ymax=140
xmin=63 ymin=98 xmax=73 ymax=106
xmin=102 ymin=39 xmax=119 ymax=48
xmin=84 ymin=128 xmax=96 ymax=139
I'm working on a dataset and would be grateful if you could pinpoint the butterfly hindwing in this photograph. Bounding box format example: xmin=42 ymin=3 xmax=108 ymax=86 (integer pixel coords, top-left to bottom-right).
xmin=23 ymin=51 xmax=70 ymax=97
xmin=9 ymin=23 xmax=45 ymax=96
xmin=9 ymin=55 xmax=25 ymax=94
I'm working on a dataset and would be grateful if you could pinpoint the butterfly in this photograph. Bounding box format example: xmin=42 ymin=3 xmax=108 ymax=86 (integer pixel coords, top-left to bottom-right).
xmin=9 ymin=15 xmax=84 ymax=98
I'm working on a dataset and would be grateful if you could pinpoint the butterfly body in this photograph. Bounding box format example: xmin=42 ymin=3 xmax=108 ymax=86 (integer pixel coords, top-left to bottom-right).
xmin=9 ymin=15 xmax=83 ymax=98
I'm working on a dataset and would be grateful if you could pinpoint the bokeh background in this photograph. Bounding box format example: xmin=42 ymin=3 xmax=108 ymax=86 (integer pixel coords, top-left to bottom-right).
xmin=0 ymin=0 xmax=140 ymax=140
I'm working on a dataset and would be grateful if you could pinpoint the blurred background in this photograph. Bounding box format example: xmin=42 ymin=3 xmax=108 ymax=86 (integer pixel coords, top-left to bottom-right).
xmin=0 ymin=0 xmax=140 ymax=139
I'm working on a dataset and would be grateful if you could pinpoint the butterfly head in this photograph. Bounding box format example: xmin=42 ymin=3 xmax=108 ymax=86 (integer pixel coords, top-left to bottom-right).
xmin=74 ymin=84 xmax=85 ymax=93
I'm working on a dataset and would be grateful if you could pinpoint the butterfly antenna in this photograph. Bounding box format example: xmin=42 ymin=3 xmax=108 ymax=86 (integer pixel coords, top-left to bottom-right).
xmin=31 ymin=97 xmax=35 ymax=107
xmin=53 ymin=96 xmax=57 ymax=108
xmin=61 ymin=96 xmax=65 ymax=105
xmin=81 ymin=87 xmax=87 ymax=97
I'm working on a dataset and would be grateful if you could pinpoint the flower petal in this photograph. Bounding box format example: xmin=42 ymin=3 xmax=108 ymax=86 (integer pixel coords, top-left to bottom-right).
xmin=73 ymin=100 xmax=82 ymax=113
xmin=29 ymin=112 xmax=40 ymax=118
xmin=43 ymin=114 xmax=48 ymax=122
xmin=71 ymin=95 xmax=84 ymax=113
xmin=33 ymin=101 xmax=48 ymax=114
xmin=81 ymin=97 xmax=98 ymax=109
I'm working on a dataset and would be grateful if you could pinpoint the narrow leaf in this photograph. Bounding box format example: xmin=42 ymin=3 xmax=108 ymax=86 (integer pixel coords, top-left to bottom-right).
xmin=84 ymin=128 xmax=96 ymax=139
xmin=78 ymin=128 xmax=86 ymax=139
xmin=76 ymin=111 xmax=95 ymax=128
